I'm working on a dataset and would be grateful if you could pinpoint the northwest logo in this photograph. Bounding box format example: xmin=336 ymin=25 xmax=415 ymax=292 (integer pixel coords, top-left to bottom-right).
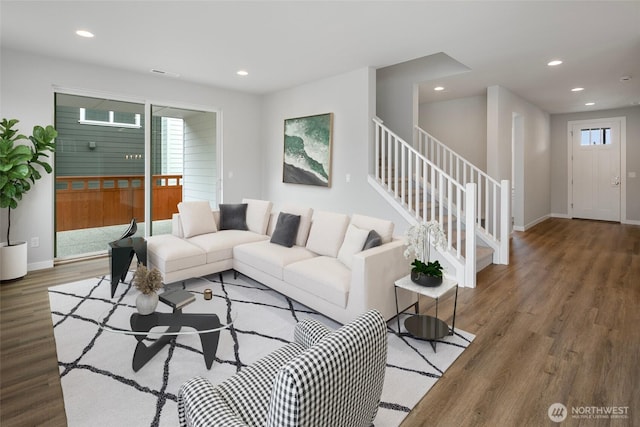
xmin=548 ymin=403 xmax=568 ymax=422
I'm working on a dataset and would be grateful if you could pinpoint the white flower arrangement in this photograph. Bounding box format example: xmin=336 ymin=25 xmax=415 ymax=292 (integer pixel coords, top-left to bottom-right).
xmin=404 ymin=220 xmax=447 ymax=277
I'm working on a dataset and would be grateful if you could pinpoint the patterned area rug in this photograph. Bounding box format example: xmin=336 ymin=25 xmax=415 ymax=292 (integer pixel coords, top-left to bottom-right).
xmin=48 ymin=271 xmax=474 ymax=426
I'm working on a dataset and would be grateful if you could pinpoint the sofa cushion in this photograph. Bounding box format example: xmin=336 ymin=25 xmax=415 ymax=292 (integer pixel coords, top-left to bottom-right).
xmin=219 ymin=203 xmax=249 ymax=231
xmin=270 ymin=213 xmax=301 ymax=248
xmin=177 ymin=201 xmax=217 ymax=238
xmin=350 ymin=214 xmax=394 ymax=244
xmin=305 ymin=211 xmax=350 ymax=257
xmin=337 ymin=224 xmax=370 ymax=269
xmin=147 ymin=234 xmax=207 ymax=273
xmin=284 ymin=256 xmax=351 ymax=308
xmin=362 ymin=229 xmax=383 ymax=250
xmin=242 ymin=199 xmax=273 ymax=235
xmin=234 ymin=241 xmax=316 ymax=280
xmin=188 ymin=230 xmax=268 ymax=264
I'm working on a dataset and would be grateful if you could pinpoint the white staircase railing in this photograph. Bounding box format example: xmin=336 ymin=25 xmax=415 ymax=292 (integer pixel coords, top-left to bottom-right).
xmin=372 ymin=117 xmax=477 ymax=287
xmin=415 ymin=126 xmax=510 ymax=265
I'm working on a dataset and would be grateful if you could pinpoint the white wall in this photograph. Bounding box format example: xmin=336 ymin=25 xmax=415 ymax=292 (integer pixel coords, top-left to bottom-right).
xmin=376 ymin=53 xmax=471 ymax=143
xmin=418 ymin=95 xmax=487 ymax=170
xmin=487 ymin=85 xmax=551 ymax=230
xmin=183 ymin=112 xmax=217 ymax=206
xmin=550 ymin=106 xmax=640 ymax=222
xmin=0 ymin=48 xmax=262 ymax=270
xmin=261 ymin=67 xmax=409 ymax=230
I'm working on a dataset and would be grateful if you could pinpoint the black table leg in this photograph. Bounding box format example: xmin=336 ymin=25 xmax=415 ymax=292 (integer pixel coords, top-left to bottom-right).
xmin=130 ymin=312 xmax=221 ymax=371
xmin=109 ymin=237 xmax=146 ymax=298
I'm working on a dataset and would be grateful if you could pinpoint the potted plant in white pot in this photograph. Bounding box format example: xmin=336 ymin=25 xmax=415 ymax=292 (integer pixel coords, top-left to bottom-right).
xmin=0 ymin=118 xmax=57 ymax=281
xmin=132 ymin=263 xmax=163 ymax=314
xmin=403 ymin=220 xmax=447 ymax=287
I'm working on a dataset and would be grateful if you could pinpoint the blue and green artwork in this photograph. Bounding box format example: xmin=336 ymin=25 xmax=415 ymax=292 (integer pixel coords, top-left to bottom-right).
xmin=283 ymin=113 xmax=332 ymax=187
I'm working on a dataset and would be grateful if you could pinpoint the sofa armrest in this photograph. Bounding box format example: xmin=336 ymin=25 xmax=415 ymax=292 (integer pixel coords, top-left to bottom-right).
xmin=178 ymin=377 xmax=248 ymax=427
xmin=293 ymin=318 xmax=332 ymax=349
xmin=349 ymin=238 xmax=415 ymax=321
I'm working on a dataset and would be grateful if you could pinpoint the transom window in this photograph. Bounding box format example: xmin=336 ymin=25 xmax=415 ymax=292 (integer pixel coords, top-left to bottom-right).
xmin=79 ymin=108 xmax=141 ymax=128
xmin=580 ymin=127 xmax=611 ymax=146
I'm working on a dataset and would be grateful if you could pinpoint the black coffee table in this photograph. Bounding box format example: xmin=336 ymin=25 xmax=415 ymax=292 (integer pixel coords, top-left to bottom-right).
xmin=100 ymin=289 xmax=234 ymax=372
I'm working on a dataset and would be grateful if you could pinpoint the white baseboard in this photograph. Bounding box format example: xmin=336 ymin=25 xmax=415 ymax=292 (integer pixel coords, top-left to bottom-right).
xmin=520 ymin=214 xmax=551 ymax=231
xmin=28 ymin=260 xmax=54 ymax=272
xmin=552 ymin=213 xmax=639 ymax=225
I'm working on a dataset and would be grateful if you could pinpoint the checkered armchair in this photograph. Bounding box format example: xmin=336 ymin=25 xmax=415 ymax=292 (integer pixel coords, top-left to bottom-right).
xmin=178 ymin=310 xmax=388 ymax=427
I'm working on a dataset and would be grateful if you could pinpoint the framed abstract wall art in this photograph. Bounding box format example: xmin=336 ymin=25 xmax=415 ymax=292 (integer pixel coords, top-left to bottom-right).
xmin=283 ymin=113 xmax=333 ymax=187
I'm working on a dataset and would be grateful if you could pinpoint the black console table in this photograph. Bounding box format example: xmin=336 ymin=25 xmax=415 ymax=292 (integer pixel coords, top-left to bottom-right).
xmin=108 ymin=237 xmax=147 ymax=298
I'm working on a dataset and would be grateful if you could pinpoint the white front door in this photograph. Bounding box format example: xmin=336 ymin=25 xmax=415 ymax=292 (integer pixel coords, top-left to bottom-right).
xmin=571 ymin=119 xmax=621 ymax=222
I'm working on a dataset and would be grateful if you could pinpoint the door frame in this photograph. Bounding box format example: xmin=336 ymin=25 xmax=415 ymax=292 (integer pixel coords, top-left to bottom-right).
xmin=567 ymin=116 xmax=626 ymax=222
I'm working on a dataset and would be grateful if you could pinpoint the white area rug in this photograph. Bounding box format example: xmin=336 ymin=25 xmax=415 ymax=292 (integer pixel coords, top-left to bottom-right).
xmin=48 ymin=271 xmax=474 ymax=426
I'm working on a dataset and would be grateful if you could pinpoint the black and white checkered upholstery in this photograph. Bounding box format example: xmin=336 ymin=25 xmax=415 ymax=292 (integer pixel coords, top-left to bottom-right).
xmin=178 ymin=310 xmax=387 ymax=427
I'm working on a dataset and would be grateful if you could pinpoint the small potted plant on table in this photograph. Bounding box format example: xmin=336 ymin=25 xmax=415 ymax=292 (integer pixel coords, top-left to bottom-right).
xmin=133 ymin=264 xmax=163 ymax=314
xmin=404 ymin=220 xmax=447 ymax=287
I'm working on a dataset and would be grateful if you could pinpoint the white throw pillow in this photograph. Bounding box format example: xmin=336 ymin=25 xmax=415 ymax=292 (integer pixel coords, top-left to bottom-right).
xmin=178 ymin=201 xmax=217 ymax=238
xmin=306 ymin=211 xmax=350 ymax=257
xmin=242 ymin=198 xmax=273 ymax=234
xmin=337 ymin=224 xmax=370 ymax=269
xmin=350 ymin=214 xmax=395 ymax=244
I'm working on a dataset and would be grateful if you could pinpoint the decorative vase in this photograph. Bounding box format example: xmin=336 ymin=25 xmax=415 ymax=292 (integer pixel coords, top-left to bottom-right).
xmin=410 ymin=269 xmax=443 ymax=287
xmin=136 ymin=292 xmax=159 ymax=315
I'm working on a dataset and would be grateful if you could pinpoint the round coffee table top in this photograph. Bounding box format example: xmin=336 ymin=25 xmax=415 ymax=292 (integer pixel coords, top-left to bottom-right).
xmin=404 ymin=314 xmax=449 ymax=341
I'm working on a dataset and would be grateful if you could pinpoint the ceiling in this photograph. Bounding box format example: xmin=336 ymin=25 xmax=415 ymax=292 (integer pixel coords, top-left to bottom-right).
xmin=2 ymin=1 xmax=639 ymax=114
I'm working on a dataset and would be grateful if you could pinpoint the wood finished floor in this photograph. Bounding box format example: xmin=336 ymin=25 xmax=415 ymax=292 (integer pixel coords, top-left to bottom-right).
xmin=1 ymin=218 xmax=638 ymax=426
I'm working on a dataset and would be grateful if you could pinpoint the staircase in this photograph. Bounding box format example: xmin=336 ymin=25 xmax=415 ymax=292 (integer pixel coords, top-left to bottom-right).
xmin=369 ymin=117 xmax=510 ymax=287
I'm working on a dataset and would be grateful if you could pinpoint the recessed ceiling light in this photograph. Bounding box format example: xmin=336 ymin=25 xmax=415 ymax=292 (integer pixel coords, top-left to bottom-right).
xmin=434 ymin=86 xmax=445 ymax=91
xmin=547 ymin=60 xmax=563 ymax=66
xmin=75 ymin=30 xmax=94 ymax=38
xmin=237 ymin=70 xmax=249 ymax=76
xmin=585 ymin=102 xmax=595 ymax=106
xmin=571 ymin=87 xmax=584 ymax=92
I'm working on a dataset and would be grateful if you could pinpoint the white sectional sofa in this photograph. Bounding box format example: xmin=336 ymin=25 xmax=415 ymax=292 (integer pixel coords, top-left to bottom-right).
xmin=147 ymin=199 xmax=415 ymax=324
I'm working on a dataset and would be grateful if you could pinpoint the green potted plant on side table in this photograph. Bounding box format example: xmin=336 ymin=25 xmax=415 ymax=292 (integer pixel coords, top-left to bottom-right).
xmin=0 ymin=118 xmax=57 ymax=281
xmin=403 ymin=220 xmax=447 ymax=287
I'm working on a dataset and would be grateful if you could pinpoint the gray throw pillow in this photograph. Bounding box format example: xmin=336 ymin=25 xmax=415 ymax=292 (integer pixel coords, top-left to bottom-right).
xmin=270 ymin=213 xmax=301 ymax=247
xmin=362 ymin=229 xmax=382 ymax=250
xmin=219 ymin=203 xmax=249 ymax=230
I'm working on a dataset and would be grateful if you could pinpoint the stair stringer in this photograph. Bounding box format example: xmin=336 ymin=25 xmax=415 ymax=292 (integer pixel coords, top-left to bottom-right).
xmin=368 ymin=175 xmax=471 ymax=287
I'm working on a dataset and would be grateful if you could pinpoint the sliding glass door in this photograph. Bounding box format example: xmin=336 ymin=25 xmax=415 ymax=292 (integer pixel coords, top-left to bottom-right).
xmin=54 ymin=94 xmax=219 ymax=259
xmin=150 ymin=105 xmax=218 ymax=237
xmin=55 ymin=94 xmax=145 ymax=258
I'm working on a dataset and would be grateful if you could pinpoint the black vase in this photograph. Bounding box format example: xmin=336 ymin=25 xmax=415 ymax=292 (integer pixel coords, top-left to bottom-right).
xmin=410 ymin=269 xmax=443 ymax=287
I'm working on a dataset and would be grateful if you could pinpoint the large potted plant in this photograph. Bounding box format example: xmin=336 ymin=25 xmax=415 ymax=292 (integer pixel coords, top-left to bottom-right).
xmin=0 ymin=118 xmax=57 ymax=281
xmin=403 ymin=220 xmax=447 ymax=287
